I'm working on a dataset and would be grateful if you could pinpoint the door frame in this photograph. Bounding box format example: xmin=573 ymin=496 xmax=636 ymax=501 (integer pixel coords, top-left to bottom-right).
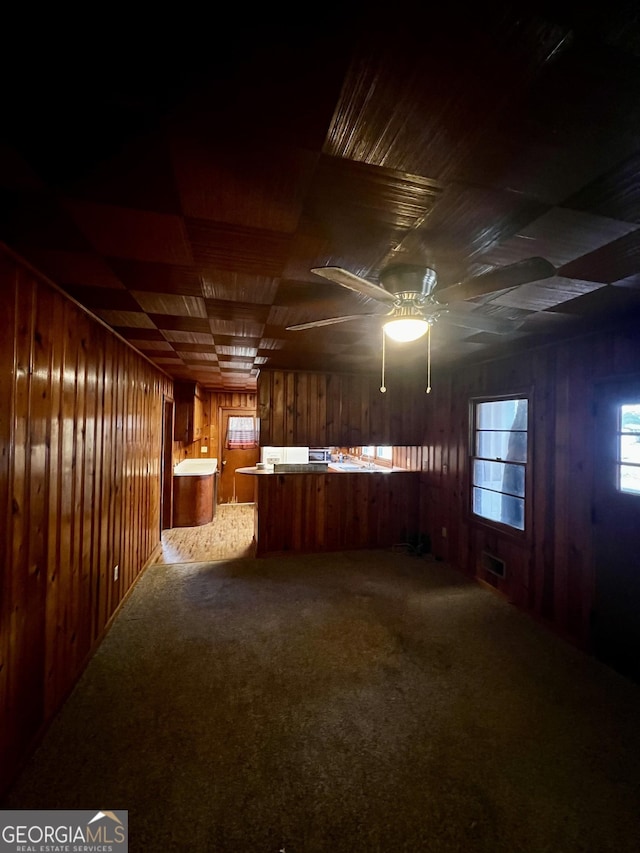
xmin=591 ymin=374 xmax=640 ymax=682
xmin=161 ymin=395 xmax=175 ymax=531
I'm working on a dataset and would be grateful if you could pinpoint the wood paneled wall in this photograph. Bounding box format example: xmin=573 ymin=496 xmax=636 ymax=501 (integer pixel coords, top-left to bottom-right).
xmin=0 ymin=248 xmax=172 ymax=796
xmin=258 ymin=368 xmax=427 ymax=447
xmin=392 ymin=446 xmax=426 ymax=471
xmin=255 ymin=472 xmax=420 ymax=556
xmin=418 ymin=320 xmax=640 ymax=650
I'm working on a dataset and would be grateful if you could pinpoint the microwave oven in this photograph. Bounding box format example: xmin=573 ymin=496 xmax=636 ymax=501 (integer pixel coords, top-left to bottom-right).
xmin=308 ymin=447 xmax=332 ymax=463
xmin=260 ymin=446 xmax=310 ymax=466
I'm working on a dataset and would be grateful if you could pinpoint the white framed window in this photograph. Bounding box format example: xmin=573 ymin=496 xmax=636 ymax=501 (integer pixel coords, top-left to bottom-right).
xmin=471 ymin=397 xmax=528 ymax=531
xmin=361 ymin=445 xmax=393 ymax=466
xmin=618 ymin=402 xmax=640 ymax=494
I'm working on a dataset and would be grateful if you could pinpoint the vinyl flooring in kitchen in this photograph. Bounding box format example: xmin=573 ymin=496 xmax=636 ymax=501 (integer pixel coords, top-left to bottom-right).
xmin=153 ymin=502 xmax=256 ymax=565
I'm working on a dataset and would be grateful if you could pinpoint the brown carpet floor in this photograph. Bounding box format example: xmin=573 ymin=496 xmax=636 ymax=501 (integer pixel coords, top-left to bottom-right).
xmin=3 ymin=549 xmax=640 ymax=852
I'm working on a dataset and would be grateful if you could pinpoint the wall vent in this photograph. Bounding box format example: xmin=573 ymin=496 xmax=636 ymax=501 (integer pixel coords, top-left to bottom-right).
xmin=481 ymin=551 xmax=506 ymax=578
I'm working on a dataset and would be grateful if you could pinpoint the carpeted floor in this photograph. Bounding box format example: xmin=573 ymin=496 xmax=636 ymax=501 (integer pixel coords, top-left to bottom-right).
xmin=3 ymin=549 xmax=640 ymax=852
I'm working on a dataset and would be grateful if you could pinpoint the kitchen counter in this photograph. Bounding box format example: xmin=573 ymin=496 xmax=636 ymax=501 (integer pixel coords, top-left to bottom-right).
xmin=238 ymin=463 xmax=330 ymax=474
xmin=237 ymin=462 xmax=407 ymax=475
xmin=173 ymin=458 xmax=218 ymax=526
xmin=236 ymin=464 xmax=420 ymax=558
xmin=174 ymin=458 xmax=218 ymax=476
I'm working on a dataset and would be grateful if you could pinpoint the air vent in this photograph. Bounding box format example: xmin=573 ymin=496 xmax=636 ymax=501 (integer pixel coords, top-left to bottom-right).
xmin=481 ymin=551 xmax=506 ymax=578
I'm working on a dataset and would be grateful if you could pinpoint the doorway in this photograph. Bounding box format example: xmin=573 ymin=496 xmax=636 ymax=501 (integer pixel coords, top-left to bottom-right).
xmin=218 ymin=408 xmax=259 ymax=503
xmin=592 ymin=377 xmax=640 ymax=683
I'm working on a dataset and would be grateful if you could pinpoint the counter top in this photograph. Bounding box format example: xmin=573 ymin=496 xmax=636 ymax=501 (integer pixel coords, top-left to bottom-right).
xmin=250 ymin=460 xmax=420 ymax=557
xmin=174 ymin=459 xmax=218 ymax=476
xmin=327 ymin=462 xmax=400 ymax=473
xmin=236 ymin=464 xmax=410 ymax=475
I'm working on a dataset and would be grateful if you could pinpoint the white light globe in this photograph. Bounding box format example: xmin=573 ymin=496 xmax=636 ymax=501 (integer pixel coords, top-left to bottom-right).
xmin=383 ymin=318 xmax=429 ymax=342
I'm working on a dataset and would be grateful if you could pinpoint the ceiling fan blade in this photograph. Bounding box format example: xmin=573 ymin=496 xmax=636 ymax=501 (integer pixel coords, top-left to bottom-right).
xmin=311 ymin=267 xmax=396 ymax=304
xmin=436 ymin=257 xmax=556 ymax=304
xmin=286 ymin=313 xmax=382 ymax=331
xmin=441 ymin=304 xmax=525 ymax=335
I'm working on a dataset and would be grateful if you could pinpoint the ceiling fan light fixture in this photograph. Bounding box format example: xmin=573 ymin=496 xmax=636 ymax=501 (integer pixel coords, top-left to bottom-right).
xmin=383 ymin=318 xmax=430 ymax=342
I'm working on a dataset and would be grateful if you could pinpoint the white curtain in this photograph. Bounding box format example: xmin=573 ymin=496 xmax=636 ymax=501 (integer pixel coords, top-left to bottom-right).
xmin=226 ymin=416 xmax=259 ymax=449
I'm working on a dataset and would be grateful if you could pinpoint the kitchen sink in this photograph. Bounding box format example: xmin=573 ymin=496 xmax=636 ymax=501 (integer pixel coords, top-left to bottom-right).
xmin=330 ymin=461 xmax=389 ymax=472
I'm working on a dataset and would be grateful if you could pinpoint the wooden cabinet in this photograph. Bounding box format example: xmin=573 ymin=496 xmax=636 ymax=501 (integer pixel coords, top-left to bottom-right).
xmin=174 ymin=382 xmax=207 ymax=444
xmin=173 ymin=471 xmax=217 ymax=527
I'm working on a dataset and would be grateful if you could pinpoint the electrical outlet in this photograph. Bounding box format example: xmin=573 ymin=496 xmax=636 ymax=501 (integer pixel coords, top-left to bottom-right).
xmin=441 ymin=527 xmax=447 ymax=539
xmin=114 ymin=564 xmax=119 ymax=581
xmin=201 ymin=446 xmax=208 ymax=453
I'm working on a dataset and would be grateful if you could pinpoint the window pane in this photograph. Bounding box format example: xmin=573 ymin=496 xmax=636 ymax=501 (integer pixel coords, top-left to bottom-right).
xmin=473 ymin=460 xmax=525 ymax=497
xmin=473 ymin=487 xmax=525 ymax=530
xmin=618 ymin=403 xmax=640 ymax=494
xmin=376 ymin=446 xmax=393 ymax=459
xmin=472 ymin=397 xmax=528 ymax=531
xmin=620 ymin=464 xmax=640 ymax=494
xmin=621 ymin=404 xmax=640 ymax=433
xmin=476 ymin=430 xmax=527 ymax=462
xmin=477 ymin=399 xmax=527 ymax=430
xmin=620 ymin=434 xmax=640 ymax=463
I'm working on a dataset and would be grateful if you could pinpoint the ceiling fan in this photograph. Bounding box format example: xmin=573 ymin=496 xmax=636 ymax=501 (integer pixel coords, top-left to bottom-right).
xmin=286 ymin=256 xmax=557 ymax=342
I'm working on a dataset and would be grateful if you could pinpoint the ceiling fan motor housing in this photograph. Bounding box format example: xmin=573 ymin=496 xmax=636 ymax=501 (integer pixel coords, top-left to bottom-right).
xmin=379 ymin=264 xmax=437 ymax=297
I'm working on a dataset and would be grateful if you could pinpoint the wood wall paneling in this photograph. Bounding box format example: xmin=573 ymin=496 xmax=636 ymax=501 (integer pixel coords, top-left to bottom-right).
xmin=257 ymin=368 xmax=427 ymax=447
xmin=9 ymin=271 xmax=44 ymax=774
xmin=44 ymin=289 xmax=66 ymax=718
xmin=418 ymin=320 xmax=640 ymax=653
xmin=325 ymin=372 xmax=342 ymax=446
xmin=0 ymin=247 xmax=172 ymax=796
xmin=0 ymin=259 xmax=16 ymax=775
xmin=531 ymin=348 xmax=557 ymax=622
xmin=257 ymin=371 xmax=272 ymax=439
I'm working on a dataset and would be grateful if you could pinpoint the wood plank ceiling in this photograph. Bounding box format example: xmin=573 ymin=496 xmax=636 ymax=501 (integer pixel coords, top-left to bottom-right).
xmin=3 ymin=5 xmax=640 ymax=392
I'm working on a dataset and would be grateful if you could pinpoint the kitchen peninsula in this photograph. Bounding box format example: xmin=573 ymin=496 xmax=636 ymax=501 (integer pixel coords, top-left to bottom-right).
xmin=237 ymin=463 xmax=420 ymax=557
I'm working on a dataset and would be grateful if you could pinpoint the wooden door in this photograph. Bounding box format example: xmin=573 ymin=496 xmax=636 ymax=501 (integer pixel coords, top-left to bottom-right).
xmin=592 ymin=377 xmax=640 ymax=683
xmin=218 ymin=408 xmax=259 ymax=504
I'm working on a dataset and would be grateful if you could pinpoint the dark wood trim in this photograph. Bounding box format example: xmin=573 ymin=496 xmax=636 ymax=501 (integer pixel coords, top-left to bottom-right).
xmin=161 ymin=396 xmax=175 ymax=530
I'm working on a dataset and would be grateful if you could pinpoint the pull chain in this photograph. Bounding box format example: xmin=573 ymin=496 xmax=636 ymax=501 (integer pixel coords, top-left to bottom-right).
xmin=380 ymin=324 xmax=432 ymax=394
xmin=426 ymin=324 xmax=432 ymax=394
